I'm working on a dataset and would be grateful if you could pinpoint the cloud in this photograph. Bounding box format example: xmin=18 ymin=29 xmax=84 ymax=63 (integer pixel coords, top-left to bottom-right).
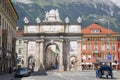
xmin=15 ymin=0 xmax=32 ymax=4
xmin=111 ymin=0 xmax=120 ymax=7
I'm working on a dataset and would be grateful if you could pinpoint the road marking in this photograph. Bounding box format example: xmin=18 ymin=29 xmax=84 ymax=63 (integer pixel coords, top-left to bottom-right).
xmin=22 ymin=78 xmax=36 ymax=80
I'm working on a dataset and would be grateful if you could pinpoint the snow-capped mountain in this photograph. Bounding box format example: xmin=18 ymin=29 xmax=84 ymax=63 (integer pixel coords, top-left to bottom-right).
xmin=11 ymin=0 xmax=120 ymax=32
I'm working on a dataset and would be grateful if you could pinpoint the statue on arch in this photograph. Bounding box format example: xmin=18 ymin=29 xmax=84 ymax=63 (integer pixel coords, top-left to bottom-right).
xmin=43 ymin=9 xmax=62 ymax=22
xmin=65 ymin=16 xmax=70 ymax=23
xmin=77 ymin=16 xmax=82 ymax=23
xmin=23 ymin=17 xmax=29 ymax=23
xmin=35 ymin=17 xmax=41 ymax=23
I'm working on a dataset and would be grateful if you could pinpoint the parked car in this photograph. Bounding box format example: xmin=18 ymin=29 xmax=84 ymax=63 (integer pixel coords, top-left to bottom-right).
xmin=95 ymin=60 xmax=113 ymax=78
xmin=14 ymin=67 xmax=31 ymax=77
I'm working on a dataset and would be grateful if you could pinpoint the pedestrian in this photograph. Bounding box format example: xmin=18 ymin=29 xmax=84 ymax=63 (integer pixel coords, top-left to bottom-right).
xmin=9 ymin=67 xmax=12 ymax=74
xmin=13 ymin=66 xmax=16 ymax=72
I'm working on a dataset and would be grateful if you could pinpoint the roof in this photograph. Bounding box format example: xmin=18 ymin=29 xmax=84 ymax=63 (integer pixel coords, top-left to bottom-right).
xmin=8 ymin=0 xmax=19 ymax=19
xmin=82 ymin=23 xmax=118 ymax=35
xmin=16 ymin=30 xmax=23 ymax=37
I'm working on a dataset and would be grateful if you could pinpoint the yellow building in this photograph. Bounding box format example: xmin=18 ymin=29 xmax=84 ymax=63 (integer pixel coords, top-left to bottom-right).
xmin=0 ymin=0 xmax=18 ymax=74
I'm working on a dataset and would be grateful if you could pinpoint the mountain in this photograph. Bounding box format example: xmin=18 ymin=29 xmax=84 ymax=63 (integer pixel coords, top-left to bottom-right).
xmin=11 ymin=0 xmax=120 ymax=32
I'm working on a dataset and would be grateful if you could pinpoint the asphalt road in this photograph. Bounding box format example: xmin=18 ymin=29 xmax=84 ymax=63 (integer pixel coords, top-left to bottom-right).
xmin=12 ymin=70 xmax=120 ymax=80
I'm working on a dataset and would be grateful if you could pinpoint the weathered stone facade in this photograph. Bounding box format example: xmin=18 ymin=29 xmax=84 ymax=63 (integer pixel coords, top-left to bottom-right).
xmin=22 ymin=9 xmax=82 ymax=71
xmin=0 ymin=0 xmax=18 ymax=74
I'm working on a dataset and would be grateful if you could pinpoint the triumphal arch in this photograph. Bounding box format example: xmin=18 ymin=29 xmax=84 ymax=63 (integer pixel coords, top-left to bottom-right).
xmin=23 ymin=9 xmax=82 ymax=71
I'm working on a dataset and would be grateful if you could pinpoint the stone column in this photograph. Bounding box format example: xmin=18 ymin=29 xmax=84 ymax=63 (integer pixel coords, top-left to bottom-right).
xmin=77 ymin=40 xmax=82 ymax=71
xmin=39 ymin=39 xmax=45 ymax=71
xmin=24 ymin=40 xmax=28 ymax=67
xmin=58 ymin=39 xmax=64 ymax=72
xmin=63 ymin=39 xmax=70 ymax=71
xmin=35 ymin=40 xmax=41 ymax=71
xmin=66 ymin=40 xmax=70 ymax=71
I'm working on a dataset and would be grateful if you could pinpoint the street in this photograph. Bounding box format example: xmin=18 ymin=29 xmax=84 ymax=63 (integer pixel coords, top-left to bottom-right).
xmin=1 ymin=70 xmax=120 ymax=80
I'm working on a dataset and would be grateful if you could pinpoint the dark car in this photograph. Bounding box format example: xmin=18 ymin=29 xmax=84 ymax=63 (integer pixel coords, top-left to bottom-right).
xmin=95 ymin=60 xmax=113 ymax=78
xmin=14 ymin=67 xmax=31 ymax=77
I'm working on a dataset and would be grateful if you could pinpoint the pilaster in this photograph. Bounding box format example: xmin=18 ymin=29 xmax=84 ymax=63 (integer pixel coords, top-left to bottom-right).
xmin=63 ymin=39 xmax=70 ymax=71
xmin=77 ymin=40 xmax=82 ymax=71
xmin=35 ymin=40 xmax=41 ymax=70
xmin=39 ymin=39 xmax=45 ymax=69
xmin=24 ymin=40 xmax=28 ymax=67
xmin=58 ymin=39 xmax=64 ymax=72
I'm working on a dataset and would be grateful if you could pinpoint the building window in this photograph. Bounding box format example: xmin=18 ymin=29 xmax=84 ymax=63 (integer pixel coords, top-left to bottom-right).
xmin=18 ymin=48 xmax=22 ymax=54
xmin=112 ymin=44 xmax=116 ymax=51
xmin=94 ymin=43 xmax=98 ymax=51
xmin=106 ymin=43 xmax=110 ymax=51
xmin=91 ymin=29 xmax=100 ymax=33
xmin=2 ymin=18 xmax=4 ymax=28
xmin=0 ymin=15 xmax=1 ymax=26
xmin=87 ymin=43 xmax=91 ymax=51
xmin=82 ymin=38 xmax=87 ymax=41
xmin=88 ymin=55 xmax=91 ymax=60
xmin=101 ymin=38 xmax=105 ymax=41
xmin=111 ymin=38 xmax=116 ymax=41
xmin=19 ymin=40 xmax=22 ymax=45
xmin=82 ymin=55 xmax=86 ymax=62
xmin=94 ymin=38 xmax=98 ymax=41
xmin=82 ymin=44 xmax=86 ymax=50
xmin=87 ymin=38 xmax=91 ymax=41
xmin=101 ymin=43 xmax=105 ymax=51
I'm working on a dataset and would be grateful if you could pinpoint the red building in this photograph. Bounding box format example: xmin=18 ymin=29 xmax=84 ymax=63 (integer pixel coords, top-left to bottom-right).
xmin=81 ymin=23 xmax=119 ymax=70
xmin=118 ymin=41 xmax=120 ymax=70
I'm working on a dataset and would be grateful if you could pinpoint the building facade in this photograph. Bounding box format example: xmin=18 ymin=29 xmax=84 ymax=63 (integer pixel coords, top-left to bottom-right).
xmin=81 ymin=23 xmax=119 ymax=70
xmin=22 ymin=9 xmax=82 ymax=71
xmin=118 ymin=40 xmax=120 ymax=70
xmin=16 ymin=29 xmax=24 ymax=66
xmin=0 ymin=0 xmax=18 ymax=74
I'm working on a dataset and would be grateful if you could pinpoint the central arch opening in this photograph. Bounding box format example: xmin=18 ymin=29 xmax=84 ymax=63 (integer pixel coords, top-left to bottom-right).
xmin=45 ymin=43 xmax=60 ymax=70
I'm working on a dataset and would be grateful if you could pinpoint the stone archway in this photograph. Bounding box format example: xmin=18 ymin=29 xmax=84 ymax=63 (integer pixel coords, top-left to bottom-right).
xmin=23 ymin=9 xmax=82 ymax=71
xmin=44 ymin=40 xmax=62 ymax=70
xmin=70 ymin=55 xmax=77 ymax=70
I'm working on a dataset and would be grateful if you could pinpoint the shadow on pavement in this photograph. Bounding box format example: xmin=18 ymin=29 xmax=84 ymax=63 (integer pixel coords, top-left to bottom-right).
xmin=97 ymin=77 xmax=118 ymax=79
xmin=32 ymin=71 xmax=47 ymax=76
xmin=31 ymin=64 xmax=47 ymax=76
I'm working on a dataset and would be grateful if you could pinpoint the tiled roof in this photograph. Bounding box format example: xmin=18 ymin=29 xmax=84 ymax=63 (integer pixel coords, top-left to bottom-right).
xmin=16 ymin=30 xmax=23 ymax=37
xmin=82 ymin=23 xmax=118 ymax=34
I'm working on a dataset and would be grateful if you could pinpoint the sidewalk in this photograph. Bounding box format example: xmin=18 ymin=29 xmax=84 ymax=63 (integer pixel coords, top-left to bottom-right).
xmin=0 ymin=73 xmax=14 ymax=80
